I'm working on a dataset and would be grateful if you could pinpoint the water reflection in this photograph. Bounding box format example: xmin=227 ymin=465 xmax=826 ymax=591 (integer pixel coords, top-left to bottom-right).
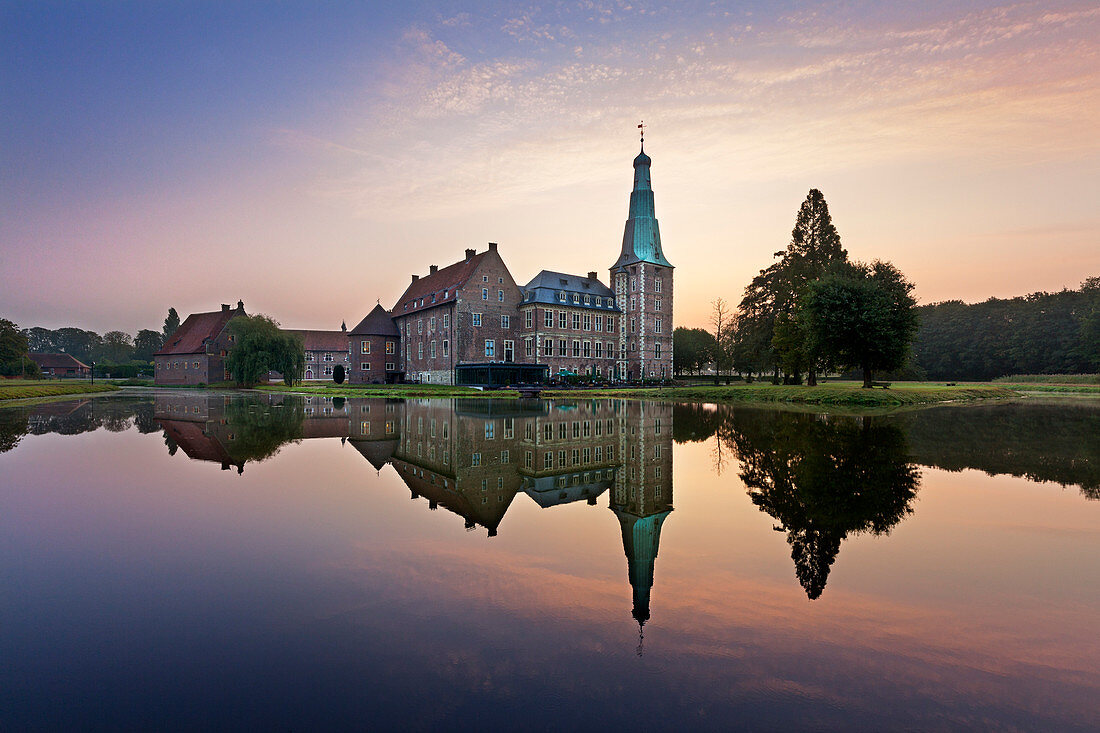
xmin=4 ymin=393 xmax=1097 ymax=612
xmin=728 ymin=410 xmax=918 ymax=599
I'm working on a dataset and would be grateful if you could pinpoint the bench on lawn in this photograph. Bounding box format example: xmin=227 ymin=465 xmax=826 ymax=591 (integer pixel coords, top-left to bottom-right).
xmin=871 ymin=381 xmax=892 ymax=389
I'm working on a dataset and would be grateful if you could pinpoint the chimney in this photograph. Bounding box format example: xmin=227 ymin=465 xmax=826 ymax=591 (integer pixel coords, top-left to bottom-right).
xmin=587 ymin=271 xmax=597 ymax=281
xmin=465 ymin=248 xmax=476 ymax=260
xmin=488 ymin=242 xmax=498 ymax=252
xmin=221 ymin=304 xmax=230 ymax=312
xmin=411 ymin=274 xmax=419 ymax=283
xmin=429 ymin=264 xmax=439 ymax=275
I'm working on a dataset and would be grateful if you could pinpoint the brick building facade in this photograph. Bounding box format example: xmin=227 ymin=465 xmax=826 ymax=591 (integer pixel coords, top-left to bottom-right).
xmin=155 ymin=301 xmax=246 ymax=385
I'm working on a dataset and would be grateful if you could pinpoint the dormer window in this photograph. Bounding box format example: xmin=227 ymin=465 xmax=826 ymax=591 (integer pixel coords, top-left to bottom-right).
xmin=483 ymin=275 xmax=489 ymax=282
xmin=572 ymin=294 xmax=580 ymax=304
xmin=558 ymin=292 xmax=566 ymax=302
xmin=584 ymin=296 xmax=591 ymax=305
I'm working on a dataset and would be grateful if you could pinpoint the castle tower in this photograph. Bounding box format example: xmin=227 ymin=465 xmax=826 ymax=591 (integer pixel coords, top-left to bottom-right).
xmin=611 ymin=130 xmax=674 ymax=381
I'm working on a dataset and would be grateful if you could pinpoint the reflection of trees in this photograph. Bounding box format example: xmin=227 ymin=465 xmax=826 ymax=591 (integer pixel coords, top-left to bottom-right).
xmin=218 ymin=398 xmax=306 ymax=464
xmin=897 ymin=402 xmax=1100 ymax=500
xmin=0 ymin=409 xmax=28 ymax=453
xmin=731 ymin=411 xmax=919 ymax=599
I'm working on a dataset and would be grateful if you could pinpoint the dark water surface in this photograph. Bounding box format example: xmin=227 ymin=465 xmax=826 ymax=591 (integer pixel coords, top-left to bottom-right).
xmin=1 ymin=393 xmax=1097 ymax=731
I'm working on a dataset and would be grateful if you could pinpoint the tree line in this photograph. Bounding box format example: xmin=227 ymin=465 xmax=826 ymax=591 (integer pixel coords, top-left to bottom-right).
xmin=675 ymin=189 xmax=919 ymax=387
xmin=0 ymin=308 xmax=182 ymax=377
xmin=911 ymin=279 xmax=1099 ymax=380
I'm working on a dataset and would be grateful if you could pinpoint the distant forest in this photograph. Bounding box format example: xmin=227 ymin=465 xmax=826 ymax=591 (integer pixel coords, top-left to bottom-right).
xmin=911 ymin=277 xmax=1099 ymax=380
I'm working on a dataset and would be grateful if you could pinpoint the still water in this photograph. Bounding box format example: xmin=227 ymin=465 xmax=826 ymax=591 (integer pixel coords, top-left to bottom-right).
xmin=1 ymin=393 xmax=1097 ymax=731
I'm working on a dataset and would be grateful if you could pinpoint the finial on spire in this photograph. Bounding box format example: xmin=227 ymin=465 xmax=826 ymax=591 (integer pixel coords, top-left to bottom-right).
xmin=637 ymin=120 xmax=646 ymax=150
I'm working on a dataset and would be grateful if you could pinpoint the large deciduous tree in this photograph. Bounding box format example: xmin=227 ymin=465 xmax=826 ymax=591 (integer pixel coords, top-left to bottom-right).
xmin=224 ymin=315 xmax=305 ymax=387
xmin=803 ymin=261 xmax=919 ymax=388
xmin=673 ymin=327 xmax=716 ymax=376
xmin=133 ymin=329 xmax=164 ymax=362
xmin=98 ymin=331 xmax=135 ymax=364
xmin=0 ymin=319 xmax=38 ymax=377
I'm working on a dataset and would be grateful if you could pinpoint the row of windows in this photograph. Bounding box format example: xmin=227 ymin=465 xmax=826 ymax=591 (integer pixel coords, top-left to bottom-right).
xmin=158 ymin=360 xmax=202 ymax=370
xmin=360 ymin=340 xmax=396 ymax=355
xmin=411 ymin=315 xmax=450 ymax=335
xmin=412 ymin=340 xmax=449 ymax=360
xmin=623 ymin=275 xmax=664 ymax=293
xmin=306 ymin=352 xmax=350 ymax=362
xmin=534 ymin=310 xmax=617 ymax=332
xmin=627 ymin=296 xmax=663 ymax=312
xmin=359 ymin=362 xmax=397 ymax=371
xmin=539 ymin=339 xmax=618 ymax=359
xmin=550 ymin=292 xmax=615 ymax=308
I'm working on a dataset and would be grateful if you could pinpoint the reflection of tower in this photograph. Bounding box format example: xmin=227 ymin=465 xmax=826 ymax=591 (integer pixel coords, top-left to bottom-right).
xmin=610 ymin=400 xmax=673 ymax=643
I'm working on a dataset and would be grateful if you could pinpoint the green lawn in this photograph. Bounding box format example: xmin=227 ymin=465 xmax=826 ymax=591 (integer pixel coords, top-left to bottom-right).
xmin=0 ymin=381 xmax=120 ymax=401
xmin=254 ymin=380 xmax=1015 ymax=407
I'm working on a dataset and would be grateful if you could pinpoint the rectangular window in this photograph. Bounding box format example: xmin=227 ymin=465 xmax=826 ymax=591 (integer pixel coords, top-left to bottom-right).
xmin=595 ymin=342 xmax=602 ymax=358
xmin=430 ymin=316 xmax=436 ymax=331
xmin=572 ymin=340 xmax=580 ymax=357
xmin=361 ymin=362 xmax=370 ymax=370
xmin=386 ymin=341 xmax=395 ymax=354
xmin=525 ymin=338 xmax=533 ymax=357
xmin=583 ymin=341 xmax=590 ymax=357
xmin=472 ymin=313 xmax=482 ymax=326
xmin=498 ymin=290 xmax=504 ymax=302
xmin=417 ymin=343 xmax=423 ymax=359
xmin=501 ymin=315 xmax=510 ymax=329
xmin=417 ymin=320 xmax=423 ymax=335
xmin=324 ymin=352 xmax=334 ymax=362
xmin=559 ymin=339 xmax=566 ymax=356
xmin=544 ymin=340 xmax=553 ymax=356
xmin=430 ymin=341 xmax=436 ymax=358
xmin=595 ymin=317 xmax=602 ymax=332
xmin=442 ymin=340 xmax=449 ymax=357
xmin=503 ymin=340 xmax=514 ymax=361
xmin=501 ymin=450 xmax=509 ymax=464
xmin=583 ymin=314 xmax=591 ymax=331
xmin=485 ymin=339 xmax=495 ymax=357
xmin=525 ymin=311 xmax=533 ymax=329
xmin=482 ymin=288 xmax=489 ymax=300
xmin=572 ymin=313 xmax=580 ymax=330
xmin=655 ymin=318 xmax=662 ymax=333
xmin=544 ymin=310 xmax=553 ymax=328
xmin=361 ymin=340 xmax=370 ymax=354
xmin=558 ymin=312 xmax=567 ymax=329
xmin=655 ymin=342 xmax=662 ymax=358
xmin=443 ymin=313 xmax=449 ymax=329
xmin=606 ymin=316 xmax=614 ymax=332
xmin=485 ymin=421 xmax=494 ymax=439
xmin=386 ymin=362 xmax=395 ymax=371
xmin=607 ymin=342 xmax=615 ymax=359
xmin=306 ymin=353 xmax=314 ymax=361
xmin=655 ymin=278 xmax=662 ymax=293
xmin=544 ymin=452 xmax=553 ymax=469
xmin=472 ymin=453 xmax=481 ymax=466
xmin=655 ymin=298 xmax=662 ymax=311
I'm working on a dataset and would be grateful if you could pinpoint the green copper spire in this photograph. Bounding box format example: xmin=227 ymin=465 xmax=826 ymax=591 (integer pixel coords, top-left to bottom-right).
xmin=613 ymin=136 xmax=673 ymax=270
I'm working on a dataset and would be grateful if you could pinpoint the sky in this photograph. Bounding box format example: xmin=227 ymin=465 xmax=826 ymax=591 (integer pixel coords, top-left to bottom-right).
xmin=2 ymin=0 xmax=1098 ymax=334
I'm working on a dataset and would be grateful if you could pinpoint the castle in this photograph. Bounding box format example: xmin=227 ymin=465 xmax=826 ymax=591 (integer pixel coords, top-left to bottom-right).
xmin=156 ymin=140 xmax=673 ymax=385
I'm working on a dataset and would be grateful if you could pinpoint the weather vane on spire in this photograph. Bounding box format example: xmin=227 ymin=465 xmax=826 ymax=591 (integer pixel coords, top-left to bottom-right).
xmin=638 ymin=120 xmax=646 ymax=144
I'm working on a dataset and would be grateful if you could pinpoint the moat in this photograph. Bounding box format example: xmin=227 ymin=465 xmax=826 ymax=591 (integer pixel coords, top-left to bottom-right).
xmin=1 ymin=393 xmax=1097 ymax=730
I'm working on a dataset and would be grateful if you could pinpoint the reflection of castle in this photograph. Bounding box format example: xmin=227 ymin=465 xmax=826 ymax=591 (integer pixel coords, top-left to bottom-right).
xmin=151 ymin=393 xmax=674 ymax=632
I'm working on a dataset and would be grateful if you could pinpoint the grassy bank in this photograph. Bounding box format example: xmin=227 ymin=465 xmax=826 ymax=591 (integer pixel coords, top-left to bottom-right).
xmin=255 ymin=381 xmax=1014 ymax=407
xmin=254 ymin=384 xmax=518 ymax=398
xmin=992 ymin=374 xmax=1100 ymax=385
xmin=0 ymin=381 xmax=120 ymax=401
xmin=544 ymin=383 xmax=1015 ymax=406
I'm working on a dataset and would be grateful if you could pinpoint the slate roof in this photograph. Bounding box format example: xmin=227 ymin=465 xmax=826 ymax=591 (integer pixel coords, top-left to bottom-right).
xmin=28 ymin=353 xmax=90 ymax=370
xmin=393 ymin=251 xmax=488 ymax=316
xmin=521 ymin=270 xmax=621 ymax=311
xmin=284 ymin=329 xmax=348 ymax=352
xmin=156 ymin=304 xmax=244 ymax=356
xmin=349 ymin=303 xmax=400 ymax=337
xmin=613 ymin=143 xmax=673 ymax=270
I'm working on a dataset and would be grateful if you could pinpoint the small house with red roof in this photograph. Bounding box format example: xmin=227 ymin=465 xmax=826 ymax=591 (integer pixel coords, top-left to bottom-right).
xmin=154 ymin=301 xmax=246 ymax=385
xmin=28 ymin=353 xmax=92 ymax=378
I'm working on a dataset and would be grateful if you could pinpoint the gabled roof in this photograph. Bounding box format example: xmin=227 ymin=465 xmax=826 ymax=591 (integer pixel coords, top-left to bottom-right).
xmin=349 ymin=303 xmax=399 ymax=337
xmin=156 ymin=304 xmax=245 ymax=356
xmin=393 ymin=251 xmax=488 ymax=316
xmin=283 ymin=329 xmax=348 ymax=352
xmin=521 ymin=270 xmax=620 ymax=311
xmin=28 ymin=353 xmax=90 ymax=370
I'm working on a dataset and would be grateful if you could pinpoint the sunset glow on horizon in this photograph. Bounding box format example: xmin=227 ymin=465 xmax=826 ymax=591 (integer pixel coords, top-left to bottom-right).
xmin=3 ymin=1 xmax=1098 ymax=334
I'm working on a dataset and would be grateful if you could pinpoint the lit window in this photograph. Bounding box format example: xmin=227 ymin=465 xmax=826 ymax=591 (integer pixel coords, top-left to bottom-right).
xmin=361 ymin=341 xmax=370 ymax=354
xmin=385 ymin=341 xmax=394 ymax=354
